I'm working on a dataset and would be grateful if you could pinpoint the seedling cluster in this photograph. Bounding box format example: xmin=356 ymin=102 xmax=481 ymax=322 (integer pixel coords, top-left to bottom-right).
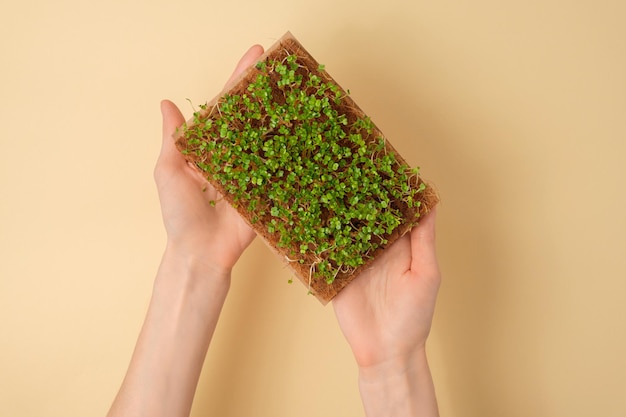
xmin=176 ymin=34 xmax=436 ymax=302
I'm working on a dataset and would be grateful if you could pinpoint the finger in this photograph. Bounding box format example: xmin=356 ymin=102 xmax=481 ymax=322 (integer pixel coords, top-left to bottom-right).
xmin=223 ymin=44 xmax=265 ymax=88
xmin=158 ymin=99 xmax=186 ymax=170
xmin=410 ymin=207 xmax=439 ymax=275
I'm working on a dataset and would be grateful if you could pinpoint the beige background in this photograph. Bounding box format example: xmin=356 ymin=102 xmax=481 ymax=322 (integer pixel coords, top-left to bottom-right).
xmin=1 ymin=0 xmax=625 ymax=416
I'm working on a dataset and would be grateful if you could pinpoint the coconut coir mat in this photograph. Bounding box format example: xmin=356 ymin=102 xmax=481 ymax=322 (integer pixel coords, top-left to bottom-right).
xmin=175 ymin=32 xmax=438 ymax=304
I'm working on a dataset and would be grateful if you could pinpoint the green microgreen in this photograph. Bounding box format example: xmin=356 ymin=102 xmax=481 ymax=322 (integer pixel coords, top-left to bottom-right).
xmin=179 ymin=50 xmax=426 ymax=285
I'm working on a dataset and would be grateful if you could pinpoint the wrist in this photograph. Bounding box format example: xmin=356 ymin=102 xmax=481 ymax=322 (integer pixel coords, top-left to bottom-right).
xmin=357 ymin=348 xmax=439 ymax=417
xmin=357 ymin=348 xmax=427 ymax=384
xmin=153 ymin=243 xmax=232 ymax=307
xmin=161 ymin=240 xmax=232 ymax=280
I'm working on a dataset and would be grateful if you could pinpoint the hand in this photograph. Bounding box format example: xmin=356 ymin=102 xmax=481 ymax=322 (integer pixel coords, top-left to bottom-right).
xmin=333 ymin=209 xmax=441 ymax=370
xmin=107 ymin=45 xmax=266 ymax=417
xmin=154 ymin=45 xmax=265 ymax=276
xmin=333 ymin=210 xmax=440 ymax=416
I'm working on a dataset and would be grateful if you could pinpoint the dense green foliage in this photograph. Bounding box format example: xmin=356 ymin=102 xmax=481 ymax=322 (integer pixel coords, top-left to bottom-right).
xmin=180 ymin=52 xmax=426 ymax=284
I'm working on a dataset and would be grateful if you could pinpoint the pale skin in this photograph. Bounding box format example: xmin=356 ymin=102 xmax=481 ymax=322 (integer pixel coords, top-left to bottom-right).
xmin=107 ymin=45 xmax=440 ymax=417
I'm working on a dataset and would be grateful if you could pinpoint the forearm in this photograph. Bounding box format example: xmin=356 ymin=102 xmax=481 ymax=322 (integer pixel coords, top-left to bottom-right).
xmin=358 ymin=349 xmax=439 ymax=417
xmin=107 ymin=245 xmax=231 ymax=417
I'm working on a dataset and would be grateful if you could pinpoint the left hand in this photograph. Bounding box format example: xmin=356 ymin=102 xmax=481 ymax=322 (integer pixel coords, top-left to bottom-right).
xmin=154 ymin=45 xmax=265 ymax=276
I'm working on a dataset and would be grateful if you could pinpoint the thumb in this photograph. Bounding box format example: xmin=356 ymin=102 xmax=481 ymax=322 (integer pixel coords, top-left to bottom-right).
xmin=158 ymin=99 xmax=186 ymax=170
xmin=410 ymin=207 xmax=439 ymax=276
xmin=224 ymin=44 xmax=265 ymax=88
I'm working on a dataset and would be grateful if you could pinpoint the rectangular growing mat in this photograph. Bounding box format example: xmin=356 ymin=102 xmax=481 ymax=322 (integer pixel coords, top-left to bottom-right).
xmin=175 ymin=32 xmax=438 ymax=304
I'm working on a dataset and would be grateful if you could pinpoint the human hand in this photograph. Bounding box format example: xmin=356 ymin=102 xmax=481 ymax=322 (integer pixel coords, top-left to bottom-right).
xmin=333 ymin=209 xmax=440 ymax=415
xmin=333 ymin=209 xmax=441 ymax=371
xmin=155 ymin=45 xmax=265 ymax=277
